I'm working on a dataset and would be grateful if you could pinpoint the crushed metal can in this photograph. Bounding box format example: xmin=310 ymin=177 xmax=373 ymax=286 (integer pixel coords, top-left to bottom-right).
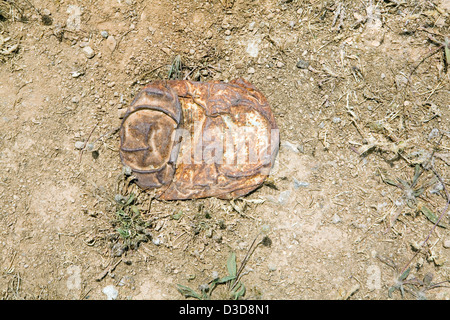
xmin=119 ymin=78 xmax=279 ymax=200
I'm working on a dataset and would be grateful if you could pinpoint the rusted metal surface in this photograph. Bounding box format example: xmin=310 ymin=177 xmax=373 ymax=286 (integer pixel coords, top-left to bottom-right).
xmin=119 ymin=78 xmax=279 ymax=200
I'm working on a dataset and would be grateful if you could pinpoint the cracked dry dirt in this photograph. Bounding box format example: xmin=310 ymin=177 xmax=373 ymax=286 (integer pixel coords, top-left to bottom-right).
xmin=0 ymin=0 xmax=449 ymax=300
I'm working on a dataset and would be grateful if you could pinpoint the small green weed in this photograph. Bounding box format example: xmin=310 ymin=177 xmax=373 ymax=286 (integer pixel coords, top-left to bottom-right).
xmin=177 ymin=229 xmax=272 ymax=300
xmin=176 ymin=251 xmax=246 ymax=300
xmin=168 ymin=55 xmax=182 ymax=80
xmin=377 ymin=151 xmax=450 ymax=299
xmin=380 ymin=164 xmax=447 ymax=231
xmin=111 ymin=192 xmax=152 ymax=255
xmin=388 ymin=267 xmax=450 ymax=300
xmin=377 ymin=255 xmax=450 ymax=299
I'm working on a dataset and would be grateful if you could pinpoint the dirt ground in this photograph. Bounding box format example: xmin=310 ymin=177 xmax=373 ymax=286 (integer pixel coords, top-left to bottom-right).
xmin=0 ymin=0 xmax=449 ymax=300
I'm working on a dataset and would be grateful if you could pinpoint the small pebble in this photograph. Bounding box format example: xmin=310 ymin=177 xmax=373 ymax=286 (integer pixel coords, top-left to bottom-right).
xmin=278 ymin=190 xmax=291 ymax=205
xmin=276 ymin=61 xmax=285 ymax=68
xmin=74 ymin=141 xmax=85 ymax=150
xmin=332 ymin=213 xmax=342 ymax=224
xmin=247 ymin=67 xmax=255 ymax=74
xmin=261 ymin=224 xmax=270 ymax=233
xmin=246 ymin=40 xmax=260 ymax=58
xmin=430 ymin=182 xmax=443 ymax=194
xmin=268 ymin=263 xmax=277 ymax=272
xmin=332 ymin=117 xmax=341 ymax=124
xmin=111 ymin=244 xmax=125 ymax=257
xmin=71 ymin=70 xmax=84 ymax=78
xmin=296 ymin=59 xmax=309 ymax=69
xmin=281 ymin=141 xmax=299 ymax=153
xmin=118 ymin=277 xmax=126 ymax=286
xmin=78 ymin=41 xmax=89 ymax=48
xmin=118 ymin=108 xmax=127 ymax=119
xmin=82 ymin=46 xmax=95 ymax=59
xmin=293 ymin=178 xmax=309 ymax=189
xmin=42 ymin=8 xmax=51 ymax=16
xmin=199 ymin=284 xmax=209 ymax=292
xmin=86 ymin=143 xmax=94 ymax=151
xmin=443 ymin=239 xmax=450 ymax=249
xmin=428 ymin=128 xmax=439 ymax=140
xmin=224 ymin=29 xmax=231 ymax=36
xmin=395 ymin=74 xmax=408 ymax=87
xmin=102 ymin=285 xmax=118 ymax=300
xmin=106 ymin=36 xmax=117 ymax=52
xmin=100 ymin=30 xmax=109 ymax=38
xmin=122 ymin=165 xmax=132 ymax=176
xmin=71 ymin=96 xmax=80 ymax=104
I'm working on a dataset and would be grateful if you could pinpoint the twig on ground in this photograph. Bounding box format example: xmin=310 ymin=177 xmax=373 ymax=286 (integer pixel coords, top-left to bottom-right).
xmin=78 ymin=122 xmax=99 ymax=163
xmin=409 ymin=35 xmax=449 ymax=79
xmin=95 ymin=258 xmax=122 ymax=281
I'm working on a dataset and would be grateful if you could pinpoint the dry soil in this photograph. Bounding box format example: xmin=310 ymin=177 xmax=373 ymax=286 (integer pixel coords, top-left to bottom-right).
xmin=0 ymin=0 xmax=449 ymax=300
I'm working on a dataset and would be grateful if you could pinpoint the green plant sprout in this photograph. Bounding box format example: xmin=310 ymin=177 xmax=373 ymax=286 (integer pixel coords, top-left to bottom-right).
xmin=112 ymin=192 xmax=152 ymax=254
xmin=177 ymin=251 xmax=246 ymax=300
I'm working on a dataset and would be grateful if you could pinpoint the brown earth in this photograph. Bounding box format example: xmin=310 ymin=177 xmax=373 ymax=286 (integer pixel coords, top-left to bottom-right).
xmin=0 ymin=0 xmax=449 ymax=300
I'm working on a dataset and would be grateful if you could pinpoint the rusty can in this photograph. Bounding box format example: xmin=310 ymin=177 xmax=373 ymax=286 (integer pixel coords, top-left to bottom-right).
xmin=119 ymin=78 xmax=279 ymax=200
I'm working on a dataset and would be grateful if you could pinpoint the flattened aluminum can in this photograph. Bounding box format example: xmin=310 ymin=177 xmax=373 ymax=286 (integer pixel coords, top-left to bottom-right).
xmin=120 ymin=79 xmax=279 ymax=200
